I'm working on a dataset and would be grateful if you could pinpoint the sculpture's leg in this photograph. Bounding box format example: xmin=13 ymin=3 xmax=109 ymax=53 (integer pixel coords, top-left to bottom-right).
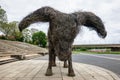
xmin=45 ymin=48 xmax=53 ymax=76
xmin=52 ymin=53 xmax=56 ymax=66
xmin=63 ymin=60 xmax=68 ymax=68
xmin=68 ymin=55 xmax=75 ymax=76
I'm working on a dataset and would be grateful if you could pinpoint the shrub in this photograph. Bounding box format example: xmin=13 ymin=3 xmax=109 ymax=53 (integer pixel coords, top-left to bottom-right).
xmin=32 ymin=31 xmax=47 ymax=47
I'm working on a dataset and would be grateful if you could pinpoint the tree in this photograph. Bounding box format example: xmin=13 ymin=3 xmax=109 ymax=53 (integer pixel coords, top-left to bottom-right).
xmin=22 ymin=29 xmax=32 ymax=43
xmin=0 ymin=6 xmax=7 ymax=35
xmin=8 ymin=21 xmax=23 ymax=41
xmin=0 ymin=6 xmax=23 ymax=41
xmin=22 ymin=28 xmax=39 ymax=43
xmin=0 ymin=22 xmax=10 ymax=37
xmin=32 ymin=31 xmax=47 ymax=47
xmin=0 ymin=6 xmax=7 ymax=22
xmin=0 ymin=21 xmax=23 ymax=41
xmin=8 ymin=21 xmax=19 ymax=35
xmin=0 ymin=21 xmax=16 ymax=36
xmin=0 ymin=6 xmax=7 ymax=31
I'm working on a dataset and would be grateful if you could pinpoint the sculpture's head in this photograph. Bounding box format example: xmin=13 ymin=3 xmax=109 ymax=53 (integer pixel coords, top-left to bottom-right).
xmin=55 ymin=41 xmax=72 ymax=61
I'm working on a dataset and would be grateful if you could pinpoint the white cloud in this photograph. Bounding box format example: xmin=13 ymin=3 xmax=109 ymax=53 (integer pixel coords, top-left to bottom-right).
xmin=0 ymin=0 xmax=120 ymax=44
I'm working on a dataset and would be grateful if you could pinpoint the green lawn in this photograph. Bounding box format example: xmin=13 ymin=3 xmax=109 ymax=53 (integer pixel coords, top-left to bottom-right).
xmin=72 ymin=50 xmax=120 ymax=54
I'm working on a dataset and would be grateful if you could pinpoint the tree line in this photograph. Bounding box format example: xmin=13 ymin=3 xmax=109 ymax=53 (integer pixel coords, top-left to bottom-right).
xmin=0 ymin=6 xmax=47 ymax=47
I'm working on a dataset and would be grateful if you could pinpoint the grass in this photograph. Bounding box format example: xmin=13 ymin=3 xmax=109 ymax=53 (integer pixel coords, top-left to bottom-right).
xmin=72 ymin=50 xmax=120 ymax=54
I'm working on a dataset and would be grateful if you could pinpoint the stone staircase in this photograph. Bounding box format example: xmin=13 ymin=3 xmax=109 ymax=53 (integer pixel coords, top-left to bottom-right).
xmin=0 ymin=40 xmax=48 ymax=57
xmin=0 ymin=39 xmax=48 ymax=64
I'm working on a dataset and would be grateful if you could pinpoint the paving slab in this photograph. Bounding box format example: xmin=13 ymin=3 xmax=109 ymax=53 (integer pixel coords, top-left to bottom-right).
xmin=0 ymin=60 xmax=119 ymax=80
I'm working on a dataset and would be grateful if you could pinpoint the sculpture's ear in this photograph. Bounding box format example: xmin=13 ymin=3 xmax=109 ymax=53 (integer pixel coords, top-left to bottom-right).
xmin=18 ymin=7 xmax=55 ymax=32
xmin=82 ymin=12 xmax=107 ymax=38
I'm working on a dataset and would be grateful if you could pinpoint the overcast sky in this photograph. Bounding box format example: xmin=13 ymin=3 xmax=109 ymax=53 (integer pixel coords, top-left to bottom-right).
xmin=0 ymin=0 xmax=120 ymax=44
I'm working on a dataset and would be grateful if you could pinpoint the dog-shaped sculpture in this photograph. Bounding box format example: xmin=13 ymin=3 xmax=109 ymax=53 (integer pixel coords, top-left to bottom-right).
xmin=19 ymin=6 xmax=107 ymax=76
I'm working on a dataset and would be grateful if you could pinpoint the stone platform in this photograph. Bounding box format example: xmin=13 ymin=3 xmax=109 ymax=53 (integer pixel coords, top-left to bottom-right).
xmin=0 ymin=60 xmax=119 ymax=80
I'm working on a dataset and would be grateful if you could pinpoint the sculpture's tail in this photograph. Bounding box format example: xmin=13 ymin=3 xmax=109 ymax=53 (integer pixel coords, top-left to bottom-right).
xmin=19 ymin=6 xmax=57 ymax=31
xmin=73 ymin=12 xmax=107 ymax=38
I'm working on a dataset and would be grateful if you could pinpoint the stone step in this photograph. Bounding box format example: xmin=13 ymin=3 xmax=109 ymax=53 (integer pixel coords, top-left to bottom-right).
xmin=0 ymin=54 xmax=47 ymax=65
xmin=0 ymin=57 xmax=19 ymax=65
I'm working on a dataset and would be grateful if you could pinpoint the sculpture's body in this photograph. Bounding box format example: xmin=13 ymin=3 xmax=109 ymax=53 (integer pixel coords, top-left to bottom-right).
xmin=19 ymin=6 xmax=107 ymax=76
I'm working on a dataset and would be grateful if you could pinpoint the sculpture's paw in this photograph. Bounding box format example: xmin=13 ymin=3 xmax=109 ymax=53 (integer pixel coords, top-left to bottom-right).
xmin=68 ymin=72 xmax=75 ymax=77
xmin=45 ymin=69 xmax=53 ymax=76
xmin=52 ymin=63 xmax=57 ymax=67
xmin=63 ymin=65 xmax=68 ymax=68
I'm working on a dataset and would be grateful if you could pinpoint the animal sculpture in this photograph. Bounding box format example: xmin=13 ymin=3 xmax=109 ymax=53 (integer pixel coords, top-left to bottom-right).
xmin=19 ymin=6 xmax=107 ymax=76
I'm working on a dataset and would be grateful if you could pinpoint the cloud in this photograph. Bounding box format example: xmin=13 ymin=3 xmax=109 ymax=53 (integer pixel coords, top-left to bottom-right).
xmin=0 ymin=0 xmax=120 ymax=44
